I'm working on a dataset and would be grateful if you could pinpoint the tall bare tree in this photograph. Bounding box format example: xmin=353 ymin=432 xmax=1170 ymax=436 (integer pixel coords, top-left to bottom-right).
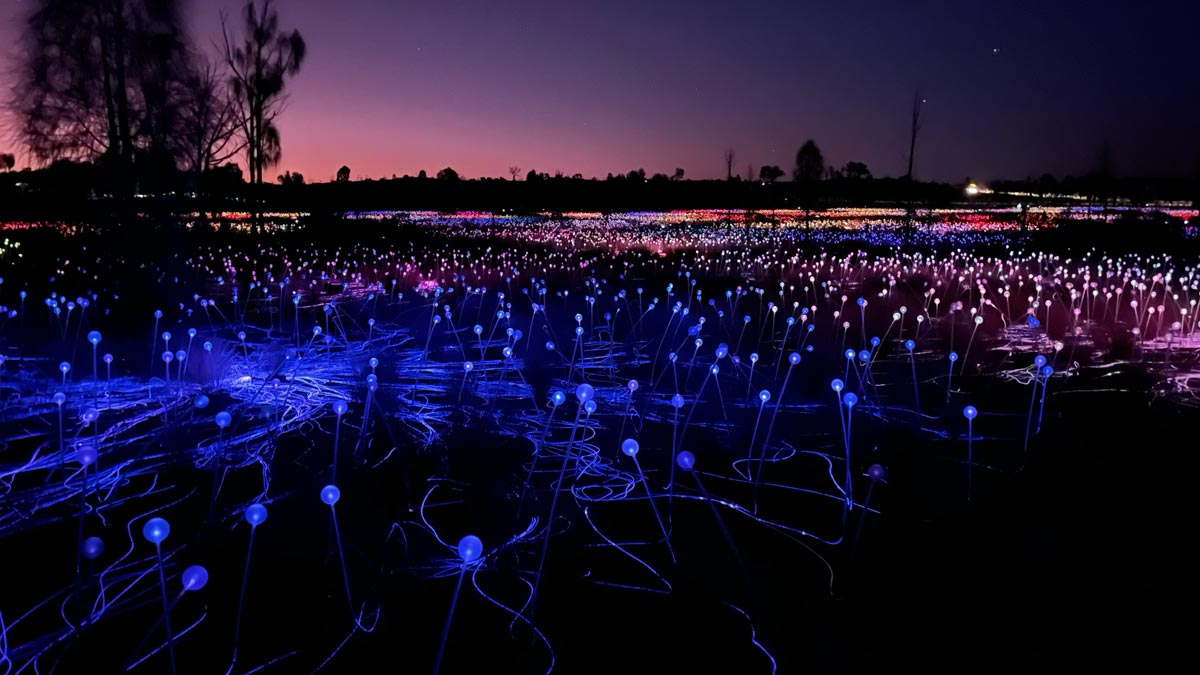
xmin=723 ymin=148 xmax=735 ymax=181
xmin=508 ymin=165 xmax=522 ymax=181
xmin=221 ymin=0 xmax=306 ymax=187
xmin=905 ymin=91 xmax=923 ymax=180
xmin=903 ymin=91 xmax=925 ymax=242
xmin=177 ymin=57 xmax=243 ymax=180
xmin=11 ymin=0 xmax=190 ymax=186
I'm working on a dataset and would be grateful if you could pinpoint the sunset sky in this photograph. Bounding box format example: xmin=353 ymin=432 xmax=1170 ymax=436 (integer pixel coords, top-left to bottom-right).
xmin=1 ymin=0 xmax=1197 ymax=182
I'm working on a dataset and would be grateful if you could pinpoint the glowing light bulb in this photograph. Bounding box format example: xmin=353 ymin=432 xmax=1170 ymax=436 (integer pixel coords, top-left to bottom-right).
xmin=457 ymin=535 xmax=483 ymax=563
xmin=182 ymin=565 xmax=209 ymax=591
xmin=320 ymin=485 xmax=341 ymax=505
xmin=142 ymin=517 xmax=170 ymax=544
xmin=81 ymin=536 xmax=104 ymax=560
xmin=677 ymin=451 xmax=695 ymax=470
xmin=245 ymin=503 xmax=268 ymax=527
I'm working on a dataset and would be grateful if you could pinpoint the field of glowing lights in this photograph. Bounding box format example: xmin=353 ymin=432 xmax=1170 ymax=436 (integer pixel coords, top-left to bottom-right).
xmin=0 ymin=209 xmax=1196 ymax=674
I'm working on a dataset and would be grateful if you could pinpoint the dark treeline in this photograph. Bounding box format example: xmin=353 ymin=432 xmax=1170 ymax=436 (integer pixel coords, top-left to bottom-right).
xmin=0 ymin=167 xmax=971 ymax=219
xmin=265 ymin=173 xmax=964 ymax=214
xmin=989 ymin=174 xmax=1198 ymax=207
xmin=2 ymin=165 xmax=1197 ymax=222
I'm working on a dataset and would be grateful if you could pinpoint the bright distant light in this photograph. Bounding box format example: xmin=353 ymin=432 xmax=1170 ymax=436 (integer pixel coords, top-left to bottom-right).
xmin=965 ymin=183 xmax=980 ymax=196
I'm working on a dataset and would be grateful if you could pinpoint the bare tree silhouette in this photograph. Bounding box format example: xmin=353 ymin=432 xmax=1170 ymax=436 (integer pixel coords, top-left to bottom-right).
xmin=723 ymin=148 xmax=735 ymax=181
xmin=903 ymin=91 xmax=925 ymax=242
xmin=221 ymin=0 xmax=306 ymax=188
xmin=177 ymin=57 xmax=243 ymax=179
xmin=508 ymin=165 xmax=522 ymax=181
xmin=905 ymin=91 xmax=923 ymax=180
xmin=11 ymin=0 xmax=190 ymax=188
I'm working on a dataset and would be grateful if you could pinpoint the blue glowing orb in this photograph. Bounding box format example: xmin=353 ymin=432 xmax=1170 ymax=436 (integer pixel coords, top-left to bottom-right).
xmin=457 ymin=535 xmax=483 ymax=563
xmin=142 ymin=517 xmax=170 ymax=544
xmin=182 ymin=565 xmax=209 ymax=592
xmin=245 ymin=503 xmax=268 ymax=527
xmin=320 ymin=485 xmax=341 ymax=505
xmin=76 ymin=445 xmax=97 ymax=466
xmin=81 ymin=536 xmax=104 ymax=560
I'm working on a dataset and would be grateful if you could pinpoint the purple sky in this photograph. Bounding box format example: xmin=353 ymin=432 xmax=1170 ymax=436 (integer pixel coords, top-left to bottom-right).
xmin=2 ymin=0 xmax=1198 ymax=182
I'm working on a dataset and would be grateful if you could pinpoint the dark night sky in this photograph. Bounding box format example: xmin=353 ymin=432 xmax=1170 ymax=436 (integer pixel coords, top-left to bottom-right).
xmin=1 ymin=0 xmax=1197 ymax=182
